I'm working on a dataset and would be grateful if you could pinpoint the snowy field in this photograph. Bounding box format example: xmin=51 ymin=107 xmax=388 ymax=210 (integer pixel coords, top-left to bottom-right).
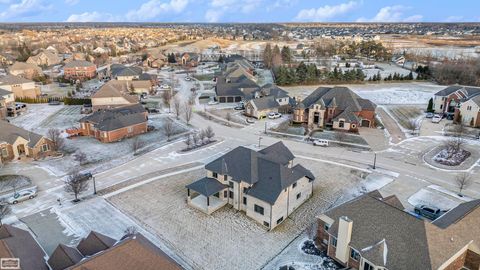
xmin=108 ymin=159 xmax=395 ymax=270
xmin=10 ymin=104 xmax=189 ymax=176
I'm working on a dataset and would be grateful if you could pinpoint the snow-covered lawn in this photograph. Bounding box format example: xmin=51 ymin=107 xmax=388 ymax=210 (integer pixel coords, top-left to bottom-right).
xmin=352 ymin=83 xmax=444 ymax=105
xmin=407 ymin=185 xmax=467 ymax=211
xmin=108 ymin=159 xmax=395 ymax=270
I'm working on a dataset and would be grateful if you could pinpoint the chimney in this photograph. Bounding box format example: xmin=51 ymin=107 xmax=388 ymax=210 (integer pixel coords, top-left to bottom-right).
xmin=335 ymin=216 xmax=353 ymax=264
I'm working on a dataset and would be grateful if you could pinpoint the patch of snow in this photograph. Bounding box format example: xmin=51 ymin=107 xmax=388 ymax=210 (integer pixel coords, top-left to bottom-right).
xmin=428 ymin=185 xmax=473 ymax=202
xmin=408 ymin=188 xmax=460 ymax=210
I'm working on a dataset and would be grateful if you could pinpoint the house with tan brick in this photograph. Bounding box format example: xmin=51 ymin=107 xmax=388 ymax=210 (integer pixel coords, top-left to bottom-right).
xmin=48 ymin=231 xmax=183 ymax=270
xmin=27 ymin=50 xmax=61 ymax=67
xmin=186 ymin=142 xmax=315 ymax=230
xmin=78 ymin=104 xmax=148 ymax=143
xmin=8 ymin=61 xmax=43 ymax=80
xmin=316 ymin=191 xmax=480 ymax=270
xmin=63 ymin=60 xmax=97 ymax=81
xmin=0 ymin=120 xmax=55 ymax=164
xmin=0 ymin=74 xmax=41 ymax=99
xmin=91 ymin=80 xmax=139 ymax=111
xmin=293 ymin=86 xmax=376 ymax=132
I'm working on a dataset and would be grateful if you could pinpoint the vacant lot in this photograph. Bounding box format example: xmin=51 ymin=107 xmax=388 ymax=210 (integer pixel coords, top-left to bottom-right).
xmin=109 ymin=159 xmax=393 ymax=270
xmin=385 ymin=105 xmax=424 ymax=130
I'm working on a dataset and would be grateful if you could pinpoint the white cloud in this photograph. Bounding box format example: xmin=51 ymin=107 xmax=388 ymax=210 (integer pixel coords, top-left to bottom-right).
xmin=294 ymin=1 xmax=358 ymax=22
xmin=66 ymin=11 xmax=118 ymax=22
xmin=205 ymin=0 xmax=263 ymax=22
xmin=357 ymin=5 xmax=422 ymax=22
xmin=0 ymin=0 xmax=52 ymax=20
xmin=126 ymin=0 xmax=188 ymax=21
xmin=65 ymin=0 xmax=79 ymax=5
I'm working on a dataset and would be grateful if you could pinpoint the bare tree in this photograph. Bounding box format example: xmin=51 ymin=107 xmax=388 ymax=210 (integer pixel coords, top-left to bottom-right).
xmin=198 ymin=129 xmax=206 ymax=145
xmin=64 ymin=171 xmax=89 ymax=202
xmin=163 ymin=120 xmax=175 ymax=141
xmin=205 ymin=126 xmax=215 ymax=142
xmin=73 ymin=151 xmax=88 ymax=166
xmin=405 ymin=119 xmax=420 ymax=135
xmin=456 ymin=173 xmax=472 ymax=197
xmin=162 ymin=90 xmax=172 ymax=113
xmin=47 ymin=128 xmax=65 ymax=151
xmin=123 ymin=226 xmax=137 ymax=238
xmin=131 ymin=137 xmax=145 ymax=155
xmin=184 ymin=135 xmax=192 ymax=149
xmin=173 ymin=97 xmax=182 ymax=119
xmin=225 ymin=112 xmax=232 ymax=125
xmin=0 ymin=200 xmax=11 ymax=225
xmin=444 ymin=136 xmax=464 ymax=157
xmin=184 ymin=102 xmax=193 ymax=125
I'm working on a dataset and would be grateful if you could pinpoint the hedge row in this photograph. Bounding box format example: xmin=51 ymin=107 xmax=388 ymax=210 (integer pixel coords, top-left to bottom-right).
xmin=15 ymin=96 xmax=91 ymax=105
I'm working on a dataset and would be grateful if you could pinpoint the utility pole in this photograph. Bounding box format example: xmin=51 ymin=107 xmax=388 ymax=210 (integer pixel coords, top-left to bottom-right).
xmin=264 ymin=122 xmax=267 ymax=134
xmin=93 ymin=176 xmax=97 ymax=195
xmin=373 ymin=153 xmax=377 ymax=170
xmin=258 ymin=136 xmax=262 ymax=148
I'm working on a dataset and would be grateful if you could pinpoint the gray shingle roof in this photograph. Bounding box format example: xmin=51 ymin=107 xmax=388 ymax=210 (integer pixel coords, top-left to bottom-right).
xmin=0 ymin=120 xmax=44 ymax=147
xmin=80 ymin=104 xmax=147 ymax=132
xmin=185 ymin=177 xmax=228 ymax=197
xmin=48 ymin=244 xmax=83 ymax=270
xmin=111 ymin=65 xmax=143 ymax=78
xmin=432 ymin=199 xmax=480 ymax=229
xmin=251 ymin=96 xmax=280 ymax=111
xmin=215 ymin=75 xmax=259 ymax=98
xmin=0 ymin=88 xmax=12 ymax=97
xmin=205 ymin=142 xmax=314 ymax=204
xmin=0 ymin=74 xmax=32 ymax=85
xmin=76 ymin=231 xmax=116 ymax=257
xmin=64 ymin=60 xmax=95 ymax=68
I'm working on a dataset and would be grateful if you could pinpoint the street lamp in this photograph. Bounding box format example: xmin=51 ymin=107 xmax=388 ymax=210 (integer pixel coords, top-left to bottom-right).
xmin=258 ymin=136 xmax=263 ymax=148
xmin=264 ymin=122 xmax=267 ymax=134
xmin=93 ymin=176 xmax=97 ymax=195
xmin=373 ymin=153 xmax=377 ymax=170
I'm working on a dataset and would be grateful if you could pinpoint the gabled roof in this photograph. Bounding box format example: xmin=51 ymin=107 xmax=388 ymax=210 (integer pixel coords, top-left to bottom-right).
xmin=205 ymin=142 xmax=314 ymax=204
xmin=186 ymin=177 xmax=228 ymax=197
xmin=258 ymin=84 xmax=289 ymax=99
xmin=80 ymin=104 xmax=146 ymax=132
xmin=92 ymin=81 xmax=139 ymax=104
xmin=48 ymin=244 xmax=84 ymax=270
xmin=0 ymin=74 xmax=33 ymax=85
xmin=215 ymin=75 xmax=259 ymax=98
xmin=9 ymin=61 xmax=42 ymax=72
xmin=111 ymin=65 xmax=143 ymax=78
xmin=76 ymin=231 xmax=116 ymax=257
xmin=0 ymin=88 xmax=12 ymax=97
xmin=250 ymin=96 xmax=280 ymax=111
xmin=298 ymin=86 xmax=376 ymax=113
xmin=0 ymin=225 xmax=48 ymax=270
xmin=432 ymin=199 xmax=480 ymax=229
xmin=0 ymin=120 xmax=45 ymax=147
xmin=64 ymin=60 xmax=95 ymax=68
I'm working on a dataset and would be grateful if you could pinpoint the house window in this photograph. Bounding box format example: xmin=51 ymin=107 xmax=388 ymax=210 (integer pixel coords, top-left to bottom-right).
xmin=41 ymin=144 xmax=49 ymax=152
xmin=339 ymin=120 xmax=345 ymax=128
xmin=296 ymin=193 xmax=301 ymax=200
xmin=229 ymin=191 xmax=233 ymax=199
xmin=254 ymin=204 xmax=264 ymax=215
xmin=243 ymin=197 xmax=247 ymax=205
xmin=350 ymin=248 xmax=360 ymax=261
xmin=243 ymin=187 xmax=248 ymax=193
xmin=331 ymin=237 xmax=337 ymax=247
xmin=127 ymin=127 xmax=133 ymax=133
xmin=324 ymin=224 xmax=330 ymax=231
xmin=213 ymin=172 xmax=218 ymax=178
xmin=263 ymin=221 xmax=269 ymax=227
xmin=363 ymin=262 xmax=374 ymax=270
xmin=229 ymin=181 xmax=234 ymax=188
xmin=102 ymin=132 xmax=107 ymax=138
xmin=276 ymin=216 xmax=284 ymax=224
xmin=292 ymin=182 xmax=297 ymax=189
xmin=440 ymin=104 xmax=443 ymax=110
xmin=223 ymin=190 xmax=227 ymax=198
xmin=1 ymin=147 xmax=7 ymax=157
xmin=224 ymin=175 xmax=228 ymax=181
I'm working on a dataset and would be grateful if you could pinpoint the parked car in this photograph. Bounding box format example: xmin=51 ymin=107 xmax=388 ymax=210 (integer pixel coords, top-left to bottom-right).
xmin=208 ymin=100 xmax=219 ymax=105
xmin=268 ymin=112 xmax=282 ymax=119
xmin=431 ymin=114 xmax=442 ymax=123
xmin=313 ymin=139 xmax=329 ymax=147
xmin=425 ymin=112 xmax=434 ymax=118
xmin=234 ymin=106 xmax=244 ymax=110
xmin=49 ymin=100 xmax=61 ymax=106
xmin=414 ymin=205 xmax=447 ymax=220
xmin=7 ymin=189 xmax=37 ymax=204
xmin=147 ymin=108 xmax=160 ymax=113
xmin=160 ymin=84 xmax=170 ymax=89
xmin=246 ymin=118 xmax=255 ymax=124
xmin=184 ymin=77 xmax=192 ymax=81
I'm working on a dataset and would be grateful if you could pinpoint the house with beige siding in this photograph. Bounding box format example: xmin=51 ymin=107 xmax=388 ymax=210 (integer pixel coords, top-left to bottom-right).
xmin=27 ymin=50 xmax=61 ymax=67
xmin=0 ymin=120 xmax=55 ymax=164
xmin=9 ymin=61 xmax=43 ymax=80
xmin=244 ymin=84 xmax=292 ymax=119
xmin=316 ymin=191 xmax=480 ymax=270
xmin=433 ymin=86 xmax=480 ymax=127
xmin=0 ymin=75 xmax=41 ymax=99
xmin=186 ymin=142 xmax=315 ymax=230
xmin=91 ymin=80 xmax=139 ymax=111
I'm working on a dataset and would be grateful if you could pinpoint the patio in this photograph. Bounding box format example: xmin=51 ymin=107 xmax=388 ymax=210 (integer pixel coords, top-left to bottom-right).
xmin=186 ymin=177 xmax=228 ymax=214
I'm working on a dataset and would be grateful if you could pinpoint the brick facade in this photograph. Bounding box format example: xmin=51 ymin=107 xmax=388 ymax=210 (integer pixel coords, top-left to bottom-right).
xmin=64 ymin=65 xmax=97 ymax=81
xmin=80 ymin=122 xmax=147 ymax=143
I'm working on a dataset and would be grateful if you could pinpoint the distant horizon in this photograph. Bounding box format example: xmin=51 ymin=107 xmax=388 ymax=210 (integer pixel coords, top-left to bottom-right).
xmin=0 ymin=0 xmax=477 ymax=24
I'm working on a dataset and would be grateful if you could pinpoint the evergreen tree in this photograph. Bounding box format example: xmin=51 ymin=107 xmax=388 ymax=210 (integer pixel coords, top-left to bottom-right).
xmin=296 ymin=62 xmax=308 ymax=83
xmin=281 ymin=46 xmax=292 ymax=64
xmin=427 ymin=98 xmax=434 ymax=112
xmin=263 ymin=43 xmax=273 ymax=69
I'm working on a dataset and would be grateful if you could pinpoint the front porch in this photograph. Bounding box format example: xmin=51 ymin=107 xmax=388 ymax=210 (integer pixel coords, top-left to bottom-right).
xmin=186 ymin=177 xmax=228 ymax=215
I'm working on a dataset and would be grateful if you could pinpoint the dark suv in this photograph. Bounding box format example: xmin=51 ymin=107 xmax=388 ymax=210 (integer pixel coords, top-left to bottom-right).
xmin=414 ymin=205 xmax=447 ymax=220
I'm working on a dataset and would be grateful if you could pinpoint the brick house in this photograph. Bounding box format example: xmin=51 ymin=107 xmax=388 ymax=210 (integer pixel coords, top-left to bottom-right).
xmin=78 ymin=104 xmax=148 ymax=143
xmin=8 ymin=61 xmax=43 ymax=80
xmin=433 ymin=85 xmax=480 ymax=127
xmin=48 ymin=231 xmax=183 ymax=270
xmin=316 ymin=191 xmax=480 ymax=270
xmin=244 ymin=84 xmax=292 ymax=119
xmin=91 ymin=80 xmax=139 ymax=111
xmin=0 ymin=120 xmax=55 ymax=164
xmin=63 ymin=60 xmax=97 ymax=81
xmin=180 ymin=52 xmax=199 ymax=67
xmin=293 ymin=86 xmax=376 ymax=132
xmin=186 ymin=142 xmax=315 ymax=230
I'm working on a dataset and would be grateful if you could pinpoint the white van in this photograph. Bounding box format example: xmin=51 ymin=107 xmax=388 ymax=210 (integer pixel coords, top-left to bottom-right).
xmin=313 ymin=139 xmax=329 ymax=147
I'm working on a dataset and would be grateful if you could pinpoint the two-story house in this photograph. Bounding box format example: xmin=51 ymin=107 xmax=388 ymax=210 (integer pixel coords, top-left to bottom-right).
xmin=293 ymin=86 xmax=376 ymax=132
xmin=244 ymin=84 xmax=292 ymax=119
xmin=0 ymin=75 xmax=41 ymax=99
xmin=63 ymin=60 xmax=97 ymax=81
xmin=186 ymin=142 xmax=315 ymax=230
xmin=433 ymin=85 xmax=480 ymax=127
xmin=316 ymin=191 xmax=480 ymax=270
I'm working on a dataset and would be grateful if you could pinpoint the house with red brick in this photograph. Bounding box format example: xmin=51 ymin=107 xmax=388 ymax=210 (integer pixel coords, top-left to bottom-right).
xmin=78 ymin=104 xmax=148 ymax=143
xmin=433 ymin=85 xmax=480 ymax=127
xmin=47 ymin=231 xmax=184 ymax=270
xmin=63 ymin=60 xmax=97 ymax=81
xmin=316 ymin=191 xmax=480 ymax=270
xmin=293 ymin=86 xmax=376 ymax=132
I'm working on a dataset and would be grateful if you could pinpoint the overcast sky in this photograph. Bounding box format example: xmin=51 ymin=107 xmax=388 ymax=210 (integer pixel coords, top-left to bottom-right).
xmin=0 ymin=0 xmax=476 ymax=23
